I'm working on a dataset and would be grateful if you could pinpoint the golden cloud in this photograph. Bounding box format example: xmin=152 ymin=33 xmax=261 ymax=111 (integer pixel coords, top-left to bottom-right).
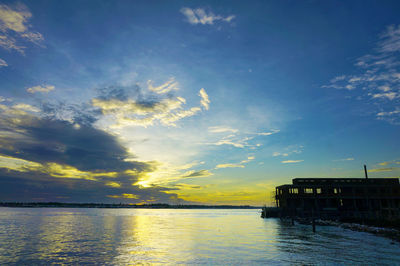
xmin=26 ymin=85 xmax=54 ymax=94
xmin=199 ymin=88 xmax=210 ymax=110
xmin=369 ymin=167 xmax=399 ymax=172
xmin=215 ymin=163 xmax=244 ymax=169
xmin=107 ymin=193 xmax=138 ymax=199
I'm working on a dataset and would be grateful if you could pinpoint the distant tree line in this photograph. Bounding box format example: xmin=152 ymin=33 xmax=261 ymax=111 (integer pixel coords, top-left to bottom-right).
xmin=0 ymin=202 xmax=260 ymax=209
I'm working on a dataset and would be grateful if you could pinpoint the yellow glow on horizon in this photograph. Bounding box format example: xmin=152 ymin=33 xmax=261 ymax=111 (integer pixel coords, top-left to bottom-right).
xmin=166 ymin=182 xmax=277 ymax=206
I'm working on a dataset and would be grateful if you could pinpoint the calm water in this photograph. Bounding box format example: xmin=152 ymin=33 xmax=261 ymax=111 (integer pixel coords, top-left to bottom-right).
xmin=0 ymin=208 xmax=399 ymax=265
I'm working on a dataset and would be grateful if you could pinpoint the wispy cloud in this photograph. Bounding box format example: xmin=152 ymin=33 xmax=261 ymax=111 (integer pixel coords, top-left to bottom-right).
xmin=107 ymin=193 xmax=138 ymax=199
xmin=147 ymin=78 xmax=179 ymax=94
xmin=180 ymin=7 xmax=235 ymax=25
xmin=199 ymin=88 xmax=210 ymax=110
xmin=182 ymin=169 xmax=213 ymax=178
xmin=209 ymin=128 xmax=278 ymax=149
xmin=0 ymin=58 xmax=7 ymax=67
xmin=212 ymin=134 xmax=248 ymax=148
xmin=281 ymin=160 xmax=304 ymax=164
xmin=215 ymin=156 xmax=255 ymax=169
xmin=208 ymin=126 xmax=238 ymax=134
xmin=257 ymin=129 xmax=280 ymax=136
xmin=377 ymin=160 xmax=400 ymax=166
xmin=241 ymin=156 xmax=255 ymax=164
xmin=0 ymin=4 xmax=44 ymax=53
xmin=369 ymin=167 xmax=399 ymax=172
xmin=378 ymin=24 xmax=400 ymax=53
xmin=215 ymin=163 xmax=244 ymax=169
xmin=322 ymin=24 xmax=400 ymax=124
xmin=273 ymin=145 xmax=303 ymax=157
xmin=333 ymin=157 xmax=354 ymax=162
xmin=26 ymin=85 xmax=54 ymax=94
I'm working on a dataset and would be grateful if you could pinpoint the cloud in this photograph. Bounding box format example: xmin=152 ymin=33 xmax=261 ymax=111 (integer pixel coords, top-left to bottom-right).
xmin=107 ymin=193 xmax=138 ymax=199
xmin=147 ymin=78 xmax=179 ymax=94
xmin=378 ymin=24 xmax=400 ymax=53
xmin=0 ymin=106 xmax=148 ymax=173
xmin=213 ymin=137 xmax=246 ymax=148
xmin=0 ymin=4 xmax=44 ymax=53
xmin=92 ymin=81 xmax=208 ymax=127
xmin=273 ymin=152 xmax=288 ymax=157
xmin=172 ymin=183 xmax=202 ymax=189
xmin=105 ymin=181 xmax=121 ymax=188
xmin=209 ymin=128 xmax=276 ymax=149
xmin=257 ymin=129 xmax=280 ymax=136
xmin=0 ymin=58 xmax=7 ymax=67
xmin=273 ymin=145 xmax=303 ymax=157
xmin=216 ymin=155 xmax=255 ymax=169
xmin=369 ymin=167 xmax=399 ymax=172
xmin=0 ymin=167 xmax=180 ymax=203
xmin=241 ymin=156 xmax=255 ymax=164
xmin=180 ymin=7 xmax=235 ymax=25
xmin=0 ymin=104 xmax=187 ymax=203
xmin=215 ymin=163 xmax=244 ymax=169
xmin=333 ymin=158 xmax=354 ymax=162
xmin=199 ymin=88 xmax=210 ymax=110
xmin=322 ymin=24 xmax=400 ymax=124
xmin=208 ymin=126 xmax=238 ymax=134
xmin=377 ymin=109 xmax=400 ymax=116
xmin=41 ymin=101 xmax=100 ymax=126
xmin=134 ymin=161 xmax=212 ymax=188
xmin=182 ymin=169 xmax=212 ymax=178
xmin=27 ymin=85 xmax=54 ymax=94
xmin=281 ymin=160 xmax=304 ymax=164
xmin=12 ymin=103 xmax=40 ymax=112
xmin=371 ymin=92 xmax=398 ymax=100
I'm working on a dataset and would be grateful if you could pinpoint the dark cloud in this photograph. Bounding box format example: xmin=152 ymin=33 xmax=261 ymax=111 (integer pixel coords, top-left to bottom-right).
xmin=0 ymin=169 xmax=179 ymax=203
xmin=0 ymin=86 xmax=192 ymax=203
xmin=0 ymin=113 xmax=145 ymax=172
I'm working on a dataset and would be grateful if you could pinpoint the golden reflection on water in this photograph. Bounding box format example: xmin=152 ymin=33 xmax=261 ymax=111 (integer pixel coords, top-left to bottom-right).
xmin=113 ymin=209 xmax=279 ymax=264
xmin=114 ymin=210 xmax=198 ymax=264
xmin=36 ymin=210 xmax=94 ymax=263
xmin=1 ymin=208 xmax=400 ymax=265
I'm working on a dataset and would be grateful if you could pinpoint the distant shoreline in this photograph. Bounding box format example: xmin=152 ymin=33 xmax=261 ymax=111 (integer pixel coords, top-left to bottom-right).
xmin=0 ymin=202 xmax=261 ymax=209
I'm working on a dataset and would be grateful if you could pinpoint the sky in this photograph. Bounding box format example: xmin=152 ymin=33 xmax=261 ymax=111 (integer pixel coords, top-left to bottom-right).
xmin=0 ymin=0 xmax=399 ymax=206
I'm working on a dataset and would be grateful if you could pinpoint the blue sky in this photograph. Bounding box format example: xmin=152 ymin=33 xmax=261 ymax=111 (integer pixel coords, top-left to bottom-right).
xmin=0 ymin=1 xmax=399 ymax=205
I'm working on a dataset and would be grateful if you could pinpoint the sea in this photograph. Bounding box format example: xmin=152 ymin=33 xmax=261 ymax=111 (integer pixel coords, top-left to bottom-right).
xmin=0 ymin=208 xmax=399 ymax=265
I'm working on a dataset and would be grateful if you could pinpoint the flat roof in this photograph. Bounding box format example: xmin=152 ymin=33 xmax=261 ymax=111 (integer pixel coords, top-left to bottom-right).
xmin=275 ymin=178 xmax=399 ymax=188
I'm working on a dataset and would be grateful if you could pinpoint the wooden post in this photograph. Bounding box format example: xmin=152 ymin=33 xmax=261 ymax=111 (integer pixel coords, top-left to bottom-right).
xmin=312 ymin=208 xmax=316 ymax=232
xmin=312 ymin=218 xmax=316 ymax=233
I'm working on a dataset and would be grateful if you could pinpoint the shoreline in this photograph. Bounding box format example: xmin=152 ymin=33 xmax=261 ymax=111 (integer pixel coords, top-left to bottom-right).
xmin=315 ymin=219 xmax=400 ymax=242
xmin=292 ymin=218 xmax=400 ymax=242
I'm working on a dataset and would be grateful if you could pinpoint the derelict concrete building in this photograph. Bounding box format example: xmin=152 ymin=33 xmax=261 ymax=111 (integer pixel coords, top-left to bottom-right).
xmin=275 ymin=177 xmax=400 ymax=221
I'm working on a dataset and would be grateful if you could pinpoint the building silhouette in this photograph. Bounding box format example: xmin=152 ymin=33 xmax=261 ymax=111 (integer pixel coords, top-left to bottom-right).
xmin=275 ymin=176 xmax=400 ymax=221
